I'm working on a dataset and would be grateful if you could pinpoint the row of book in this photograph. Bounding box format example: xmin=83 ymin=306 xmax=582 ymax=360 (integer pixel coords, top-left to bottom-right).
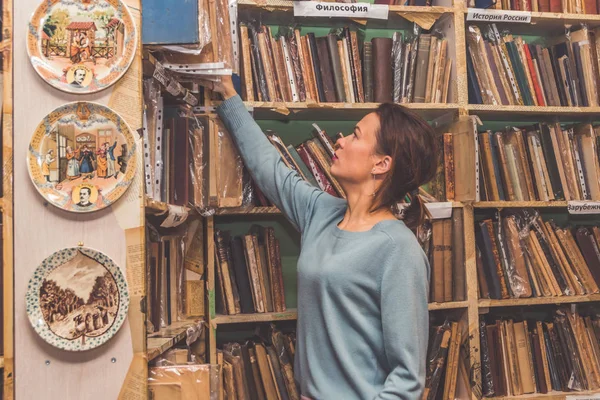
xmin=423 ymin=319 xmax=468 ymax=400
xmin=473 ymin=0 xmax=600 ymax=14
xmin=421 ymin=210 xmax=467 ymax=303
xmin=253 ymin=125 xmax=345 ymax=207
xmin=238 ymin=24 xmax=452 ymax=104
xmin=476 ymin=211 xmax=600 ymax=300
xmin=478 ymin=123 xmax=600 ymax=202
xmin=215 ymin=227 xmax=287 ymax=316
xmin=480 ymin=309 xmax=600 ymax=396
xmin=467 ymin=24 xmax=600 ymax=107
xmin=147 ymin=220 xmax=205 ymax=332
xmin=219 ymin=327 xmax=298 ymax=400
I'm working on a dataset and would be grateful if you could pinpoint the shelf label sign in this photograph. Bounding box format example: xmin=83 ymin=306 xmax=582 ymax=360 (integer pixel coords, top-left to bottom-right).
xmin=567 ymin=201 xmax=600 ymax=215
xmin=293 ymin=1 xmax=389 ymax=20
xmin=566 ymin=395 xmax=600 ymax=400
xmin=397 ymin=202 xmax=453 ymax=220
xmin=467 ymin=8 xmax=531 ymax=23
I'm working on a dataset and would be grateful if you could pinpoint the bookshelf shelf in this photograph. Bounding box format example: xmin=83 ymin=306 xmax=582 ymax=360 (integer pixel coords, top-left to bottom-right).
xmin=245 ymin=101 xmax=461 ymax=120
xmin=487 ymin=389 xmax=600 ymax=400
xmin=238 ymin=0 xmax=454 ymax=15
xmin=147 ymin=320 xmax=200 ymax=361
xmin=479 ymin=294 xmax=600 ymax=308
xmin=428 ymin=300 xmax=469 ymax=310
xmin=474 ymin=201 xmax=569 ymax=208
xmin=466 ymin=104 xmax=600 ymax=121
xmin=213 ymin=309 xmax=298 ymax=325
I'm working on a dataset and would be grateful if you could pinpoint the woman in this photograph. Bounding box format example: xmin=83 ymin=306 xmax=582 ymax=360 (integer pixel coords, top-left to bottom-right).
xmin=79 ymin=145 xmax=95 ymax=179
xmin=66 ymin=146 xmax=80 ymax=180
xmin=42 ymin=149 xmax=56 ymax=182
xmin=216 ymin=77 xmax=437 ymax=399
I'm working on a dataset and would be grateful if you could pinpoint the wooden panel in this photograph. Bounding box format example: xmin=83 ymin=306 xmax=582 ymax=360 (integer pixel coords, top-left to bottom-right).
xmin=13 ymin=0 xmax=144 ymax=399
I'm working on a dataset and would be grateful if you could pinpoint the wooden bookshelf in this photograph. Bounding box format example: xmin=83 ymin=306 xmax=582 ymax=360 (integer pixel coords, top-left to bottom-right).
xmin=213 ymin=309 xmax=298 ymax=325
xmin=466 ymin=104 xmax=600 ymax=120
xmin=428 ymin=301 xmax=469 ymax=310
xmin=488 ymin=389 xmax=600 ymax=400
xmin=245 ymin=101 xmax=462 ymax=121
xmin=147 ymin=320 xmax=201 ymax=361
xmin=479 ymin=294 xmax=600 ymax=308
xmin=474 ymin=201 xmax=569 ymax=208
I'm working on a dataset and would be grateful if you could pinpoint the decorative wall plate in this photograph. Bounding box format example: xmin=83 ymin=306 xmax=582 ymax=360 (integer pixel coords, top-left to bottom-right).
xmin=27 ymin=0 xmax=137 ymax=94
xmin=27 ymin=102 xmax=137 ymax=213
xmin=26 ymin=247 xmax=129 ymax=351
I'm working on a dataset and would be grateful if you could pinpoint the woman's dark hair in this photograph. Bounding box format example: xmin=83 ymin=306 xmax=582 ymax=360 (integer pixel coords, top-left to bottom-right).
xmin=371 ymin=103 xmax=438 ymax=229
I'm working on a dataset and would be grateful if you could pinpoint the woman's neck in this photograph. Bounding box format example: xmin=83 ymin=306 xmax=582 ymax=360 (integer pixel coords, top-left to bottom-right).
xmin=337 ymin=186 xmax=396 ymax=232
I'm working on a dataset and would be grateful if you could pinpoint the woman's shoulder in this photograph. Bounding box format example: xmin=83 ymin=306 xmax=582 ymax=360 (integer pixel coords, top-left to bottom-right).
xmin=373 ymin=220 xmax=427 ymax=259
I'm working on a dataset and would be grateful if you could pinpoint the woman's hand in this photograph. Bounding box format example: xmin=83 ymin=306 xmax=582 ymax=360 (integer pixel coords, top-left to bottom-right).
xmin=212 ymin=75 xmax=238 ymax=100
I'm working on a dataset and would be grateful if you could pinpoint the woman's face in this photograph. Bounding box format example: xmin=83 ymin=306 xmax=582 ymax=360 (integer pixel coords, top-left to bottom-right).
xmin=330 ymin=112 xmax=382 ymax=185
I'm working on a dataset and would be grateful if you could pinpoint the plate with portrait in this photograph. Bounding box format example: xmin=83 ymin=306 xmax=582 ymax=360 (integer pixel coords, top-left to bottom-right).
xmin=26 ymin=246 xmax=129 ymax=351
xmin=27 ymin=0 xmax=137 ymax=94
xmin=27 ymin=102 xmax=137 ymax=213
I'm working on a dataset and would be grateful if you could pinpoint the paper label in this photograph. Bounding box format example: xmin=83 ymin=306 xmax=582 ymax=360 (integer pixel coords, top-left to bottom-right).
xmin=293 ymin=1 xmax=389 ymax=20
xmin=160 ymin=205 xmax=190 ymax=227
xmin=567 ymin=201 xmax=600 ymax=214
xmin=152 ymin=62 xmax=169 ymax=87
xmin=397 ymin=202 xmax=453 ymax=220
xmin=467 ymin=8 xmax=531 ymax=23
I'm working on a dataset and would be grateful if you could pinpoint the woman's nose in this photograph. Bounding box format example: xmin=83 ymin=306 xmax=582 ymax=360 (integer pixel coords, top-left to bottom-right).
xmin=335 ymin=134 xmax=344 ymax=150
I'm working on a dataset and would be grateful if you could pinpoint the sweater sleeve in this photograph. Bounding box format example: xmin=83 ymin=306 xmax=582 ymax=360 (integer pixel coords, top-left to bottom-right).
xmin=374 ymin=243 xmax=430 ymax=400
xmin=217 ymin=95 xmax=323 ymax=232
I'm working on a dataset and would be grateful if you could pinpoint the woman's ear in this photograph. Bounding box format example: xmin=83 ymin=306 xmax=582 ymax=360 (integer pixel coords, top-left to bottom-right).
xmin=372 ymin=155 xmax=392 ymax=175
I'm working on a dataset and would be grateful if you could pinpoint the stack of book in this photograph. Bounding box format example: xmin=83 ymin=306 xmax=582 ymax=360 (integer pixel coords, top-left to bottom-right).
xmin=480 ymin=308 xmax=600 ymax=397
xmin=473 ymin=0 xmax=600 ymax=14
xmin=220 ymin=328 xmax=298 ymax=400
xmin=423 ymin=319 xmax=468 ymax=400
xmin=467 ymin=24 xmax=600 ymax=107
xmin=252 ymin=124 xmax=345 ymax=206
xmin=215 ymin=227 xmax=286 ymax=316
xmin=476 ymin=211 xmax=600 ymax=300
xmin=478 ymin=123 xmax=600 ymax=202
xmin=423 ymin=209 xmax=467 ymax=303
xmin=238 ymin=24 xmax=452 ymax=104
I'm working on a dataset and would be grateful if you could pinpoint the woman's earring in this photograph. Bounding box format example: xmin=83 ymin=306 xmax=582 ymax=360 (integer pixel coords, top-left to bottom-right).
xmin=371 ymin=171 xmax=376 ymax=196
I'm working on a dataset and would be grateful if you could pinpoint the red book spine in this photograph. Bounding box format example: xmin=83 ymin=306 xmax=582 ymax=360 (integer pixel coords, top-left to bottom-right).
xmin=524 ymin=44 xmax=546 ymax=106
xmin=296 ymin=144 xmax=337 ymax=197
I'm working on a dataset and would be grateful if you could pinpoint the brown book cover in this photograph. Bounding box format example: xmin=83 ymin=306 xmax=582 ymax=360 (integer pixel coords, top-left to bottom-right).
xmin=476 ymin=247 xmax=491 ymax=299
xmin=266 ymin=345 xmax=289 ymax=400
xmin=223 ymin=348 xmax=251 ymax=400
xmin=257 ymin=31 xmax=278 ymax=102
xmin=413 ymin=34 xmax=432 ymax=103
xmin=271 ymin=33 xmax=292 ymax=103
xmin=243 ymin=234 xmax=266 ymax=313
xmin=327 ymin=34 xmax=346 ymax=103
xmin=372 ymin=38 xmax=393 ymax=103
xmin=287 ymin=32 xmax=306 ymax=102
xmin=339 ymin=40 xmax=353 ymax=102
xmin=363 ymin=41 xmax=374 ymax=102
xmin=442 ymin=218 xmax=453 ymax=302
xmin=272 ymin=234 xmax=287 ymax=312
xmin=240 ymin=24 xmax=255 ymax=101
xmin=514 ymin=322 xmax=536 ymax=394
xmin=265 ymin=26 xmax=286 ymax=102
xmin=443 ymin=133 xmax=455 ymax=201
xmin=452 ymin=209 xmax=466 ymax=301
xmin=223 ymin=360 xmax=237 ymax=400
xmin=350 ymin=31 xmax=365 ymax=103
xmin=431 ymin=220 xmax=445 ymax=303
xmin=306 ymin=139 xmax=345 ymax=198
xmin=215 ymin=230 xmax=240 ymax=315
xmin=425 ymin=36 xmax=439 ymax=103
xmin=494 ymin=132 xmax=516 ymax=201
xmin=298 ymin=31 xmax=317 ymax=103
xmin=214 ymin=120 xmax=243 ymax=208
xmin=254 ymin=343 xmax=280 ymax=400
xmin=483 ymin=220 xmax=511 ymax=299
xmin=316 ymin=36 xmax=337 ymax=103
xmin=272 ymin=329 xmax=299 ymax=400
xmin=479 ymin=131 xmax=500 ymax=201
xmin=504 ymin=216 xmax=534 ymax=297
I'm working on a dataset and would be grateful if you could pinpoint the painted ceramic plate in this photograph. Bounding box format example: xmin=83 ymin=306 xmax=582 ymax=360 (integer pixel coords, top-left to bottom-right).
xmin=27 ymin=0 xmax=137 ymax=94
xmin=27 ymin=102 xmax=137 ymax=213
xmin=26 ymin=247 xmax=129 ymax=351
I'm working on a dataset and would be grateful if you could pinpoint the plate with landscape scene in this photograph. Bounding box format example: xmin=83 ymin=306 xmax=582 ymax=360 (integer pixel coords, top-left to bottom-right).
xmin=27 ymin=0 xmax=137 ymax=94
xmin=26 ymin=246 xmax=129 ymax=351
xmin=27 ymin=101 xmax=137 ymax=213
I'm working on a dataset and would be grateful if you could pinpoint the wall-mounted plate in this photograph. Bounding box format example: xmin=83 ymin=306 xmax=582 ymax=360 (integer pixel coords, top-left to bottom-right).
xmin=26 ymin=247 xmax=129 ymax=351
xmin=27 ymin=102 xmax=137 ymax=213
xmin=27 ymin=0 xmax=137 ymax=94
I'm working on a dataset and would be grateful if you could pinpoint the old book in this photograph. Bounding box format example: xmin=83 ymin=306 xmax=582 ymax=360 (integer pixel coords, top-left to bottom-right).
xmin=426 ymin=36 xmax=440 ymax=103
xmin=215 ymin=230 xmax=240 ymax=315
xmin=307 ymin=33 xmax=325 ymax=102
xmin=257 ymin=31 xmax=278 ymax=102
xmin=272 ymin=329 xmax=299 ymax=400
xmin=341 ymin=37 xmax=356 ymax=103
xmin=240 ymin=24 xmax=255 ymax=101
xmin=266 ymin=26 xmax=287 ymax=102
xmin=442 ymin=58 xmax=453 ymax=103
xmin=272 ymin=235 xmax=286 ymax=312
xmin=254 ymin=343 xmax=280 ymax=400
xmin=298 ymin=32 xmax=317 ymax=103
xmin=363 ymin=41 xmax=373 ymax=102
xmin=350 ymin=31 xmax=365 ymax=103
xmin=575 ymin=125 xmax=600 ymax=200
xmin=280 ymin=37 xmax=299 ymax=102
xmin=442 ymin=219 xmax=453 ymax=302
xmin=476 ymin=247 xmax=491 ymax=299
xmin=514 ymin=321 xmax=536 ymax=393
xmin=413 ymin=34 xmax=432 ymax=103
xmin=327 ymin=34 xmax=346 ymax=103
xmin=306 ymin=139 xmax=345 ymax=198
xmin=443 ymin=133 xmax=455 ymax=201
xmin=482 ymin=219 xmax=510 ymax=299
xmin=479 ymin=131 xmax=501 ymax=201
xmin=423 ymin=323 xmax=452 ymax=400
xmin=576 ymin=227 xmax=600 ymax=286
xmin=504 ymin=216 xmax=534 ymax=297
xmin=343 ymin=29 xmax=358 ymax=101
xmin=243 ymin=234 xmax=266 ymax=313
xmin=494 ymin=132 xmax=516 ymax=200
xmin=452 ymin=209 xmax=466 ymax=301
xmin=451 ymin=118 xmax=478 ymax=201
xmin=372 ymin=37 xmax=393 ymax=103
xmin=223 ymin=347 xmax=251 ymax=400
xmin=434 ymin=40 xmax=449 ymax=103
xmin=214 ymin=121 xmax=244 ymax=207
xmin=231 ymin=236 xmax=256 ymax=314
xmin=240 ymin=344 xmax=262 ymax=400
xmin=296 ymin=143 xmax=337 ymax=196
xmin=287 ymin=32 xmax=305 ymax=102
xmin=431 ymin=220 xmax=445 ymax=302
xmin=544 ymin=221 xmax=585 ymax=295
xmin=316 ymin=37 xmax=337 ymax=103
xmin=266 ymin=345 xmax=289 ymax=400
xmin=223 ymin=360 xmax=237 ymax=400
xmin=249 ymin=25 xmax=268 ymax=101
xmin=442 ymin=322 xmax=461 ymax=400
xmin=339 ymin=40 xmax=352 ymax=103
xmin=392 ymin=32 xmax=403 ymax=103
